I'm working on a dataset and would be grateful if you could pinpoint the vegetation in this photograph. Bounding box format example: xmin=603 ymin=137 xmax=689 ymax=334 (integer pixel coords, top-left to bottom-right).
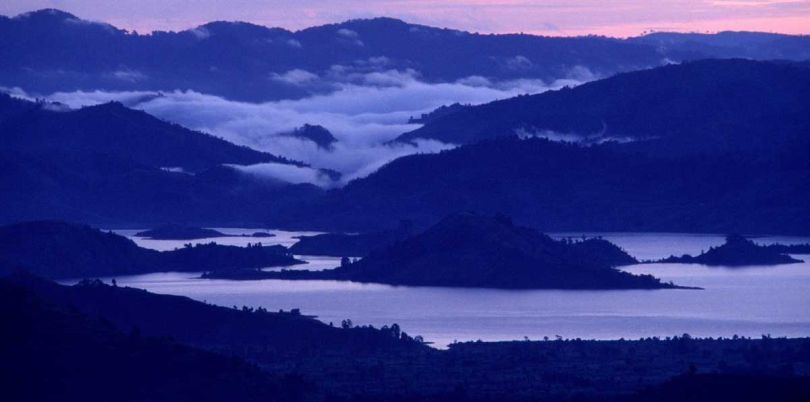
xmin=280 ymin=134 xmax=810 ymax=235
xmin=3 ymin=10 xmax=809 ymax=102
xmin=0 ymin=279 xmax=308 ymax=402
xmin=658 ymin=234 xmax=803 ymax=266
xmin=0 ymin=93 xmax=325 ymax=226
xmin=398 ymin=59 xmax=810 ymax=152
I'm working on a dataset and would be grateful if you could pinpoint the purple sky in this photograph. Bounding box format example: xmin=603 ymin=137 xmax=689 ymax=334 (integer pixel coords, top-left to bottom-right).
xmin=2 ymin=0 xmax=810 ymax=37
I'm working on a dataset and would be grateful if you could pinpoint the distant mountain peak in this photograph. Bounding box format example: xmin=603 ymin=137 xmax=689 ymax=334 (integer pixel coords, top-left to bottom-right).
xmin=279 ymin=124 xmax=337 ymax=149
xmin=10 ymin=8 xmax=120 ymax=33
xmin=193 ymin=20 xmax=291 ymax=37
xmin=14 ymin=8 xmax=78 ymax=21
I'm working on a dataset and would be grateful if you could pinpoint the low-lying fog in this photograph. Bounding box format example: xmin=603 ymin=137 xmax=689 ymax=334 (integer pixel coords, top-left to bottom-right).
xmin=5 ymin=67 xmax=592 ymax=186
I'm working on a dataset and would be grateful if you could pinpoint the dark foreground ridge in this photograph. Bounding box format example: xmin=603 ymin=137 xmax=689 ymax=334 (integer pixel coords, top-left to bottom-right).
xmin=208 ymin=213 xmax=690 ymax=290
xmin=658 ymin=234 xmax=804 ymax=266
xmin=0 ymin=221 xmax=303 ymax=278
xmin=3 ymin=273 xmax=809 ymax=401
xmin=0 ymin=278 xmax=302 ymax=402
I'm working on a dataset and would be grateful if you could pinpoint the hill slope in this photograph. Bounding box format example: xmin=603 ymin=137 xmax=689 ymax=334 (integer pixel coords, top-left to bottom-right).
xmin=0 ymin=95 xmax=324 ymax=225
xmin=276 ymin=136 xmax=810 ymax=234
xmin=0 ymin=95 xmax=293 ymax=172
xmin=0 ymin=279 xmax=299 ymax=402
xmin=397 ymin=59 xmax=810 ymax=152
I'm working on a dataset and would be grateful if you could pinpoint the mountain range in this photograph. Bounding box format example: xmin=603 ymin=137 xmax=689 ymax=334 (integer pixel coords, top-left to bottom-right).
xmin=397 ymin=59 xmax=810 ymax=151
xmin=2 ymin=9 xmax=810 ymax=102
xmin=0 ymin=23 xmax=807 ymax=234
xmin=281 ymin=133 xmax=809 ymax=234
xmin=0 ymin=93 xmax=323 ymax=225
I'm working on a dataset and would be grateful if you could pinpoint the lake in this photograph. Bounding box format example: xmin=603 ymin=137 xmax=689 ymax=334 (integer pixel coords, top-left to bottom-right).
xmin=86 ymin=230 xmax=810 ymax=348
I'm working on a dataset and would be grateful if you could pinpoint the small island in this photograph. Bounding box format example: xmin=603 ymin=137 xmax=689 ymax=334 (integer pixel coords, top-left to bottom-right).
xmin=135 ymin=224 xmax=227 ymax=240
xmin=657 ymin=234 xmax=804 ymax=266
xmin=205 ymin=213 xmax=690 ymax=290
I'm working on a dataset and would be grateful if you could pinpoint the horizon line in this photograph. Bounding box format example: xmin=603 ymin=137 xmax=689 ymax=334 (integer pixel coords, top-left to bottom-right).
xmin=5 ymin=7 xmax=810 ymax=40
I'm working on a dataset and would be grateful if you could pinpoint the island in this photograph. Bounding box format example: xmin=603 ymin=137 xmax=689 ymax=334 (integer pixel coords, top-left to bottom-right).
xmin=135 ymin=224 xmax=228 ymax=240
xmin=205 ymin=213 xmax=689 ymax=290
xmin=658 ymin=234 xmax=804 ymax=266
xmin=289 ymin=220 xmax=413 ymax=257
xmin=764 ymin=243 xmax=810 ymax=254
xmin=0 ymin=221 xmax=302 ymax=279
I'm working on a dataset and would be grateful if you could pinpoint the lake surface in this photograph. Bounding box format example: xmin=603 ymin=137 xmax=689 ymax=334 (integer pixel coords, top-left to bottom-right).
xmin=89 ymin=230 xmax=810 ymax=348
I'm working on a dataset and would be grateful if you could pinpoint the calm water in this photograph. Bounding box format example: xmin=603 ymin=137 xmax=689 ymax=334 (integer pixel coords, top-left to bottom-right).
xmin=84 ymin=230 xmax=810 ymax=348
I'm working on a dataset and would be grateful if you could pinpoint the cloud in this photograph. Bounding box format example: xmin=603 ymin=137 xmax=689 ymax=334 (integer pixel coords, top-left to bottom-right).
xmin=505 ymin=55 xmax=533 ymax=71
xmin=359 ymin=68 xmax=420 ymax=86
xmin=109 ymin=69 xmax=147 ymax=82
xmin=228 ymin=162 xmax=337 ymax=188
xmin=29 ymin=69 xmax=592 ymax=186
xmin=271 ymin=69 xmax=319 ymax=85
xmin=189 ymin=26 xmax=211 ymax=39
xmin=337 ymin=28 xmax=359 ymax=38
xmin=515 ymin=126 xmax=637 ymax=145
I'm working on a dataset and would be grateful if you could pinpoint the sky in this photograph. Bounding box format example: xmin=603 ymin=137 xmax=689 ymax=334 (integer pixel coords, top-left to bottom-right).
xmin=2 ymin=0 xmax=810 ymax=37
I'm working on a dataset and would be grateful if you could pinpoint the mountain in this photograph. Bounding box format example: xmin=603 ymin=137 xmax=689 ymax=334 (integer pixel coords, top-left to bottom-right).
xmin=3 ymin=10 xmax=810 ymax=102
xmin=0 ymin=221 xmax=157 ymax=278
xmin=336 ymin=213 xmax=660 ymax=289
xmin=630 ymin=31 xmax=810 ymax=61
xmin=275 ymin=135 xmax=810 ymax=235
xmin=659 ymin=234 xmax=803 ymax=266
xmin=0 ymin=94 xmax=324 ymax=225
xmin=0 ymin=221 xmax=302 ymax=278
xmin=280 ymin=124 xmax=338 ymax=149
xmin=0 ymin=95 xmax=294 ymax=172
xmin=397 ymin=59 xmax=810 ymax=152
xmin=210 ymin=213 xmax=683 ymax=290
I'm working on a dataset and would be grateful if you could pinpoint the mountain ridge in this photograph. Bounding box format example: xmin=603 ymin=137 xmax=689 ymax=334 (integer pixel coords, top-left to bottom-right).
xmin=3 ymin=9 xmax=810 ymax=102
xmin=396 ymin=59 xmax=810 ymax=150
